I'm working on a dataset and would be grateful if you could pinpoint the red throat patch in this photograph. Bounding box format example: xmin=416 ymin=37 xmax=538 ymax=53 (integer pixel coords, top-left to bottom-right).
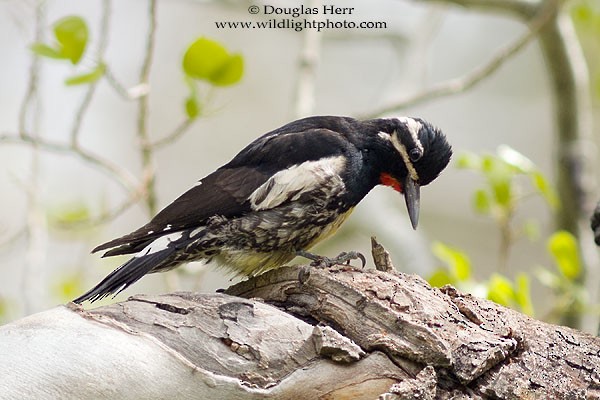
xmin=379 ymin=173 xmax=403 ymax=193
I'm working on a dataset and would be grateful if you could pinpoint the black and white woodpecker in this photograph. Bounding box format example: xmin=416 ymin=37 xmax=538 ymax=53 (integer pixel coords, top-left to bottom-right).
xmin=74 ymin=116 xmax=452 ymax=303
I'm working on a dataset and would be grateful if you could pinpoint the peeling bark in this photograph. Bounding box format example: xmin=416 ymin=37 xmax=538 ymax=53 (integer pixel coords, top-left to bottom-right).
xmin=1 ymin=256 xmax=600 ymax=398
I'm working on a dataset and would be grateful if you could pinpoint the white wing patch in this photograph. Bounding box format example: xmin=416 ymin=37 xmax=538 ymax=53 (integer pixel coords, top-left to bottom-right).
xmin=135 ymin=231 xmax=183 ymax=258
xmin=249 ymin=156 xmax=346 ymax=211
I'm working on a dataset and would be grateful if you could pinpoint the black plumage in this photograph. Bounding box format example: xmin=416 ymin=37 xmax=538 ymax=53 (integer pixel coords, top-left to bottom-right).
xmin=74 ymin=115 xmax=452 ymax=303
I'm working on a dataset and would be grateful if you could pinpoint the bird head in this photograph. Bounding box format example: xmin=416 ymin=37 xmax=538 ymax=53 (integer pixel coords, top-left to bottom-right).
xmin=378 ymin=117 xmax=452 ymax=229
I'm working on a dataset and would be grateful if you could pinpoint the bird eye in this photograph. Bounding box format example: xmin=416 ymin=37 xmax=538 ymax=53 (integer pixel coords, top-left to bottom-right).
xmin=409 ymin=148 xmax=423 ymax=162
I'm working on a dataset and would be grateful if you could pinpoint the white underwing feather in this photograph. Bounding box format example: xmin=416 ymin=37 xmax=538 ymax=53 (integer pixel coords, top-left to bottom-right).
xmin=135 ymin=232 xmax=183 ymax=258
xmin=248 ymin=156 xmax=346 ymax=211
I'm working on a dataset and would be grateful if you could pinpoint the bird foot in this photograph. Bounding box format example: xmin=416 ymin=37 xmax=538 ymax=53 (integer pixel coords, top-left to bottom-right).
xmin=296 ymin=250 xmax=366 ymax=269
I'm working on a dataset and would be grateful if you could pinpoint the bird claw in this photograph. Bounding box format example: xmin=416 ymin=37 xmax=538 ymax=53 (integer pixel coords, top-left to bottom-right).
xmin=331 ymin=251 xmax=367 ymax=268
xmin=296 ymin=250 xmax=366 ymax=269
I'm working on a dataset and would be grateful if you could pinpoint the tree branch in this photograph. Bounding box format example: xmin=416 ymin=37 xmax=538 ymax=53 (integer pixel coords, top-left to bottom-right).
xmin=70 ymin=0 xmax=112 ymax=148
xmin=20 ymin=0 xmax=47 ymax=316
xmin=536 ymin=6 xmax=599 ymax=331
xmin=0 ymin=133 xmax=139 ymax=193
xmin=418 ymin=0 xmax=538 ymax=18
xmin=2 ymin=254 xmax=599 ymax=398
xmin=137 ymin=0 xmax=158 ymax=215
xmin=293 ymin=0 xmax=323 ymax=119
xmin=17 ymin=1 xmax=44 ymax=138
xmin=151 ymin=118 xmax=194 ymax=149
xmin=53 ymin=190 xmax=145 ymax=231
xmin=360 ymin=0 xmax=557 ymax=119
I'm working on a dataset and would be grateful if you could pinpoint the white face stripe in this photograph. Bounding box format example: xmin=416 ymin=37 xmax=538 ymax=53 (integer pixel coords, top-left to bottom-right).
xmin=383 ymin=117 xmax=424 ymax=182
xmin=391 ymin=134 xmax=420 ymax=181
xmin=378 ymin=131 xmax=391 ymax=141
xmin=397 ymin=117 xmax=424 ymax=153
xmin=249 ymin=156 xmax=346 ymax=211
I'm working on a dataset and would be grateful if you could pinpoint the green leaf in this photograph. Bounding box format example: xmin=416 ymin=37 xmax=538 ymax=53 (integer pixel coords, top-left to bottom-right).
xmin=209 ymin=54 xmax=244 ymax=86
xmin=64 ymin=63 xmax=105 ymax=86
xmin=30 ymin=43 xmax=63 ymax=59
xmin=183 ymin=38 xmax=228 ymax=78
xmin=522 ymin=219 xmax=540 ymax=241
xmin=428 ymin=269 xmax=454 ymax=287
xmin=0 ymin=297 xmax=7 ymax=321
xmin=49 ymin=202 xmax=91 ymax=225
xmin=531 ymin=171 xmax=559 ymax=209
xmin=482 ymin=157 xmax=514 ymax=207
xmin=547 ymin=231 xmax=581 ymax=281
xmin=185 ymin=95 xmax=200 ymax=119
xmin=486 ymin=274 xmax=515 ymax=307
xmin=481 ymin=155 xmax=495 ymax=173
xmin=515 ymin=273 xmax=534 ymax=316
xmin=456 ymin=153 xmax=481 ymax=170
xmin=182 ymin=37 xmax=243 ymax=86
xmin=571 ymin=0 xmax=600 ymax=25
xmin=473 ymin=189 xmax=490 ymax=214
xmin=52 ymin=274 xmax=84 ymax=301
xmin=53 ymin=16 xmax=88 ymax=64
xmin=432 ymin=242 xmax=471 ymax=281
xmin=490 ymin=178 xmax=512 ymax=207
xmin=572 ymin=2 xmax=592 ymax=22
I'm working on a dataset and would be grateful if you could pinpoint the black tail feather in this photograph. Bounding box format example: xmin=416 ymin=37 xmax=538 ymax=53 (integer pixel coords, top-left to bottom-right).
xmin=73 ymin=249 xmax=173 ymax=304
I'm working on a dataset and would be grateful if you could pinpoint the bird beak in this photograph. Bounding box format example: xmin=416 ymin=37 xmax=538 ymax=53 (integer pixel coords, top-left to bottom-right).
xmin=404 ymin=177 xmax=420 ymax=230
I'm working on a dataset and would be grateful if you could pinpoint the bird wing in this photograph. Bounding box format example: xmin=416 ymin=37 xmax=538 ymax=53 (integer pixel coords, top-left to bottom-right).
xmin=93 ymin=166 xmax=269 ymax=255
xmin=94 ymin=124 xmax=353 ymax=256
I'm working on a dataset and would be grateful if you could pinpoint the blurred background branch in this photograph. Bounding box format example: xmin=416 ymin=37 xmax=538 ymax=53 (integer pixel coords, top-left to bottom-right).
xmin=293 ymin=0 xmax=322 ymax=118
xmin=20 ymin=0 xmax=45 ymax=316
xmin=136 ymin=0 xmax=158 ymax=216
xmin=361 ymin=0 xmax=557 ymax=119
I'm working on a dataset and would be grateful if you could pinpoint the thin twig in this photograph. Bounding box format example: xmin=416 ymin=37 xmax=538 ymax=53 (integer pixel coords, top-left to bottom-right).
xmin=293 ymin=0 xmax=322 ymax=119
xmin=137 ymin=0 xmax=158 ymax=215
xmin=70 ymin=0 xmax=112 ymax=148
xmin=88 ymin=190 xmax=145 ymax=225
xmin=53 ymin=189 xmax=145 ymax=230
xmin=409 ymin=5 xmax=447 ymax=87
xmin=420 ymin=0 xmax=538 ymax=18
xmin=17 ymin=3 xmax=43 ymax=138
xmin=152 ymin=118 xmax=194 ymax=148
xmin=103 ymin=66 xmax=135 ymax=100
xmin=21 ymin=0 xmax=47 ymax=316
xmin=0 ymin=228 xmax=27 ymax=250
xmin=0 ymin=133 xmax=139 ymax=192
xmin=360 ymin=0 xmax=557 ymax=119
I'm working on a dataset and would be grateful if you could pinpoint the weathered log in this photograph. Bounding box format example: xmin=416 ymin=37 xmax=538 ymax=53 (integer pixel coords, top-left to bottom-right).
xmin=1 ymin=245 xmax=599 ymax=399
xmin=228 ymin=263 xmax=600 ymax=399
